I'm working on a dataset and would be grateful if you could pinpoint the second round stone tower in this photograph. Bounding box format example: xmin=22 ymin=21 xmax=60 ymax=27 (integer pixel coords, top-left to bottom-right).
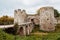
xmin=39 ymin=7 xmax=57 ymax=31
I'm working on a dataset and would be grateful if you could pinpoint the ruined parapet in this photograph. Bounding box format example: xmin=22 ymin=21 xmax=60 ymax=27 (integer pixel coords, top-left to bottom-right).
xmin=39 ymin=7 xmax=56 ymax=31
xmin=14 ymin=9 xmax=27 ymax=25
xmin=22 ymin=10 xmax=27 ymax=22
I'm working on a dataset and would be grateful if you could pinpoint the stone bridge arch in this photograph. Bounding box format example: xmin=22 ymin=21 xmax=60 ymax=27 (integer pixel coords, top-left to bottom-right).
xmin=17 ymin=22 xmax=33 ymax=36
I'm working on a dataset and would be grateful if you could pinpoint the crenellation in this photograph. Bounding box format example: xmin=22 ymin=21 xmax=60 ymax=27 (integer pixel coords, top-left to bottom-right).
xmin=14 ymin=7 xmax=57 ymax=35
xmin=22 ymin=10 xmax=26 ymax=12
xmin=14 ymin=10 xmax=17 ymax=13
xmin=18 ymin=9 xmax=21 ymax=11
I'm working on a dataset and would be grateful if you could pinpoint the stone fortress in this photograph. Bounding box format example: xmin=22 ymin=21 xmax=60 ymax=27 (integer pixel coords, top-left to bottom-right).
xmin=14 ymin=7 xmax=57 ymax=36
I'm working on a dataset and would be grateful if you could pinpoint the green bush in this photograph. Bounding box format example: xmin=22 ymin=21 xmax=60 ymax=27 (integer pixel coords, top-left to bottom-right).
xmin=57 ymin=38 xmax=60 ymax=40
xmin=0 ymin=29 xmax=15 ymax=40
xmin=14 ymin=23 xmax=18 ymax=35
xmin=0 ymin=15 xmax=14 ymax=25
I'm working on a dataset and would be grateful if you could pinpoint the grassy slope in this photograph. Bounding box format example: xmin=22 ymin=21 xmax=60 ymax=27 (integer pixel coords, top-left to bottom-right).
xmin=0 ymin=29 xmax=14 ymax=40
xmin=0 ymin=24 xmax=60 ymax=40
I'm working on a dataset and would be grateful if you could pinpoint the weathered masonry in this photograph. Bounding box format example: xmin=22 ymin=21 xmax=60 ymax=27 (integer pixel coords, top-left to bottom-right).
xmin=14 ymin=7 xmax=57 ymax=35
xmin=39 ymin=7 xmax=57 ymax=31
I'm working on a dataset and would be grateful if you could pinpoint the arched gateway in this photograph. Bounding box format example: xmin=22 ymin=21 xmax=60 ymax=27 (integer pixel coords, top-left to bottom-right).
xmin=17 ymin=22 xmax=33 ymax=35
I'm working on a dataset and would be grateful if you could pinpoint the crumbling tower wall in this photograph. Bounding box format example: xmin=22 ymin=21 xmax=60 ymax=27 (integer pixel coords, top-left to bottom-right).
xmin=39 ymin=7 xmax=56 ymax=31
xmin=14 ymin=9 xmax=27 ymax=25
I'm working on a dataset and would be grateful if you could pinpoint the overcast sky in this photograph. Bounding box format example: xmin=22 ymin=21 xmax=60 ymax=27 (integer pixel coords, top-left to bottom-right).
xmin=0 ymin=0 xmax=60 ymax=17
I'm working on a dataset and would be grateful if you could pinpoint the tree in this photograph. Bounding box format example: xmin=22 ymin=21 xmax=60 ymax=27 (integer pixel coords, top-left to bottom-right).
xmin=0 ymin=15 xmax=14 ymax=25
xmin=14 ymin=23 xmax=18 ymax=35
xmin=14 ymin=23 xmax=18 ymax=40
xmin=54 ymin=9 xmax=60 ymax=18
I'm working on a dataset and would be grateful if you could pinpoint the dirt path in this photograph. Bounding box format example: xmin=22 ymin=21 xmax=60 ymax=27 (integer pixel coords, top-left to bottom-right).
xmin=31 ymin=32 xmax=48 ymax=36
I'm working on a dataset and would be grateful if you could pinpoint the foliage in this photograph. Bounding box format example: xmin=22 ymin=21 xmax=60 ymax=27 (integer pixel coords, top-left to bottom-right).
xmin=4 ymin=27 xmax=15 ymax=35
xmin=57 ymin=37 xmax=60 ymax=40
xmin=55 ymin=24 xmax=60 ymax=33
xmin=54 ymin=9 xmax=60 ymax=18
xmin=3 ymin=23 xmax=19 ymax=35
xmin=0 ymin=29 xmax=14 ymax=40
xmin=0 ymin=15 xmax=14 ymax=25
xmin=14 ymin=23 xmax=19 ymax=35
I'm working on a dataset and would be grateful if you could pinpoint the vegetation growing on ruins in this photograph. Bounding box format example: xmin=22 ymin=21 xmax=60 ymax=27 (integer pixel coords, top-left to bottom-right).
xmin=14 ymin=23 xmax=19 ymax=35
xmin=54 ymin=9 xmax=60 ymax=18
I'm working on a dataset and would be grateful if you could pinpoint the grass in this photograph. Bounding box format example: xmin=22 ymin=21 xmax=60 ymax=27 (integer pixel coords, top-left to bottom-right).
xmin=15 ymin=33 xmax=60 ymax=40
xmin=0 ymin=24 xmax=60 ymax=40
xmin=0 ymin=29 xmax=14 ymax=40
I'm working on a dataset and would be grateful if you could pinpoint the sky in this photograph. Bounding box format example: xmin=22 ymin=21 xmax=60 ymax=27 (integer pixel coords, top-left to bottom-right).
xmin=0 ymin=0 xmax=60 ymax=17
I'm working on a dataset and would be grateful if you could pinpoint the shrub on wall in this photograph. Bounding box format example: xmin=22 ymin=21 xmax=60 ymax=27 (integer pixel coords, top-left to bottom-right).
xmin=14 ymin=23 xmax=19 ymax=35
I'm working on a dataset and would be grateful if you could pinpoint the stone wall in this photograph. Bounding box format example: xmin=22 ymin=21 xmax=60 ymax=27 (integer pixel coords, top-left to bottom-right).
xmin=27 ymin=14 xmax=39 ymax=25
xmin=14 ymin=9 xmax=27 ymax=25
xmin=39 ymin=7 xmax=57 ymax=31
xmin=14 ymin=7 xmax=57 ymax=35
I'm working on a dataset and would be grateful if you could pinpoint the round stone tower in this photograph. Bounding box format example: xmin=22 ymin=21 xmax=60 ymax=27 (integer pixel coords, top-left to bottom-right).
xmin=39 ymin=7 xmax=56 ymax=31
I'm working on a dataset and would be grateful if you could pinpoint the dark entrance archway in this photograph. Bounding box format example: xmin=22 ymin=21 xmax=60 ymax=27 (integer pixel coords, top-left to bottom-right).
xmin=19 ymin=27 xmax=24 ymax=36
xmin=31 ymin=19 xmax=35 ymax=25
